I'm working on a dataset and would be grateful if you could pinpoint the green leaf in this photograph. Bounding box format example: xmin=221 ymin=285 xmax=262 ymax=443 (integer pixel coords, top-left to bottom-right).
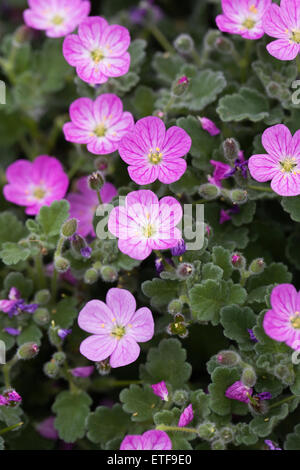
xmin=285 ymin=423 xmax=300 ymax=450
xmin=249 ymin=403 xmax=291 ymax=437
xmin=152 ymin=52 xmax=185 ymax=85
xmin=34 ymin=39 xmax=70 ymax=93
xmin=212 ymin=246 xmax=232 ymax=280
xmin=0 ymin=436 xmax=4 ymax=450
xmin=220 ymin=305 xmax=257 ymax=351
xmin=52 ymin=297 xmax=77 ymax=329
xmin=120 ymin=385 xmax=161 ymax=422
xmin=183 ymin=69 xmax=226 ymax=111
xmin=202 ymin=262 xmax=223 ymax=281
xmin=142 ymin=278 xmax=179 ymax=308
xmin=37 ymin=200 xmax=70 ymax=237
xmin=217 ymin=87 xmax=269 ymax=122
xmin=17 ymin=324 xmax=42 ymax=346
xmin=139 ymin=339 xmax=192 ymax=389
xmin=52 ymin=391 xmax=92 ymax=443
xmin=128 ymin=39 xmax=147 ymax=72
xmin=169 ymin=169 xmax=199 ymax=196
xmin=281 ymin=196 xmax=300 ymax=222
xmin=209 ymin=367 xmax=248 ymax=416
xmin=0 ymin=212 xmax=27 ymax=248
xmin=0 ymin=406 xmax=23 ymax=427
xmin=87 ymin=404 xmax=130 ymax=446
xmin=0 ymin=242 xmax=30 ymax=265
xmin=247 ymin=262 xmax=292 ymax=291
xmin=231 ymin=201 xmax=256 ymax=227
xmin=4 ymin=272 xmax=33 ymax=298
xmin=190 ymin=280 xmax=247 ymax=325
xmin=132 ymin=85 xmax=156 ymax=119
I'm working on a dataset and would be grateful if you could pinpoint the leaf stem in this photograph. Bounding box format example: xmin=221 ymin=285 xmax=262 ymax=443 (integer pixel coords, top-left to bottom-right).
xmin=247 ymin=184 xmax=273 ymax=193
xmin=0 ymin=422 xmax=23 ymax=436
xmin=156 ymin=424 xmax=198 ymax=434
xmin=148 ymin=24 xmax=175 ymax=55
xmin=269 ymin=395 xmax=298 ymax=410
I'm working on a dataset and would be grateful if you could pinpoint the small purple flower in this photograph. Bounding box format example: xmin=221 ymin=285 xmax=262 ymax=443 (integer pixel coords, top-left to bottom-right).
xmin=0 ymin=395 xmax=9 ymax=406
xmin=155 ymin=257 xmax=164 ymax=274
xmin=248 ymin=328 xmax=258 ymax=343
xmin=70 ymin=366 xmax=94 ymax=378
xmin=256 ymin=392 xmax=272 ymax=400
xmin=265 ymin=439 xmax=282 ymax=450
xmin=151 ymin=381 xmax=169 ymax=401
xmin=130 ymin=0 xmax=163 ymax=25
xmin=4 ymin=327 xmax=21 ymax=336
xmin=208 ymin=160 xmax=231 ymax=187
xmin=0 ymin=288 xmax=38 ymax=318
xmin=219 ymin=209 xmax=232 ymax=224
xmin=36 ymin=416 xmax=59 ymax=441
xmin=178 ymin=404 xmax=194 ymax=427
xmin=225 ymin=380 xmax=253 ymax=403
xmin=7 ymin=391 xmax=22 ymax=403
xmin=225 ymin=153 xmax=248 ymax=179
xmin=120 ymin=430 xmax=172 ymax=450
xmin=171 ymin=239 xmax=186 ymax=257
xmin=80 ymin=246 xmax=92 ymax=259
xmin=57 ymin=328 xmax=72 ymax=340
xmin=198 ymin=117 xmax=221 ymax=136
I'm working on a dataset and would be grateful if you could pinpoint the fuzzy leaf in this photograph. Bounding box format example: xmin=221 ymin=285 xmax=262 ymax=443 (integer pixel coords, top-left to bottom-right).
xmin=217 ymin=87 xmax=269 ymax=122
xmin=120 ymin=385 xmax=161 ymax=422
xmin=37 ymin=200 xmax=70 ymax=238
xmin=87 ymin=404 xmax=130 ymax=446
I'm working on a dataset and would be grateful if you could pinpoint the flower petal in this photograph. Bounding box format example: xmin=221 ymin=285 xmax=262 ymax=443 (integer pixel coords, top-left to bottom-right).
xmin=109 ymin=335 xmax=140 ymax=367
xmin=248 ymin=154 xmax=278 ymax=182
xmin=266 ymin=39 xmax=300 ymax=61
xmin=78 ymin=299 xmax=115 ymax=334
xmin=127 ymin=307 xmax=154 ymax=342
xmin=262 ymin=124 xmax=292 ymax=159
xmin=105 ymin=288 xmax=136 ymax=325
xmin=271 ymin=172 xmax=300 ymax=196
xmin=142 ymin=430 xmax=172 ymax=450
xmin=271 ymin=283 xmax=298 ymax=317
xmin=80 ymin=334 xmax=117 ymax=362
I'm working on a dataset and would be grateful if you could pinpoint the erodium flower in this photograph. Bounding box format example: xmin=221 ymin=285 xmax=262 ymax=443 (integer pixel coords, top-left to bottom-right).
xmin=263 ymin=284 xmax=300 ymax=350
xmin=216 ymin=0 xmax=271 ymax=40
xmin=151 ymin=381 xmax=169 ymax=401
xmin=0 ymin=287 xmax=38 ymax=318
xmin=248 ymin=124 xmax=300 ymax=196
xmin=263 ymin=0 xmax=300 ymax=60
xmin=208 ymin=160 xmax=231 ymax=187
xmin=36 ymin=416 xmax=59 ymax=440
xmin=70 ymin=366 xmax=94 ymax=377
xmin=23 ymin=0 xmax=91 ymax=38
xmin=78 ymin=288 xmax=154 ymax=367
xmin=120 ymin=430 xmax=172 ymax=450
xmin=3 ymin=155 xmax=69 ymax=215
xmin=178 ymin=404 xmax=194 ymax=427
xmin=118 ymin=116 xmax=191 ymax=185
xmin=63 ymin=94 xmax=134 ymax=155
xmin=108 ymin=190 xmax=183 ymax=260
xmin=63 ymin=16 xmax=131 ymax=84
xmin=198 ymin=117 xmax=221 ymax=136
xmin=265 ymin=439 xmax=282 ymax=450
xmin=67 ymin=176 xmax=117 ymax=237
xmin=225 ymin=380 xmax=253 ymax=403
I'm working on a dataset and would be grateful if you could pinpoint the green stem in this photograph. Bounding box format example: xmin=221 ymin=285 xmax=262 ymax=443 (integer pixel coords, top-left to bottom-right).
xmin=163 ymin=95 xmax=176 ymax=118
xmin=34 ymin=253 xmax=46 ymax=289
xmin=247 ymin=184 xmax=273 ymax=193
xmin=96 ymin=190 xmax=103 ymax=205
xmin=55 ymin=236 xmax=65 ymax=257
xmin=148 ymin=24 xmax=175 ymax=55
xmin=2 ymin=355 xmax=18 ymax=389
xmin=297 ymin=55 xmax=300 ymax=76
xmin=240 ymin=270 xmax=250 ymax=287
xmin=240 ymin=40 xmax=253 ymax=82
xmin=51 ymin=268 xmax=58 ymax=301
xmin=269 ymin=395 xmax=297 ymax=410
xmin=157 ymin=424 xmax=198 ymax=434
xmin=68 ymin=145 xmax=86 ymax=179
xmin=191 ymin=48 xmax=202 ymax=67
xmin=0 ymin=422 xmax=23 ymax=436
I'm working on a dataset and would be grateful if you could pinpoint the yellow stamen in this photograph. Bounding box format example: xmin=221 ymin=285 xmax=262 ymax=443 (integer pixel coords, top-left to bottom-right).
xmin=91 ymin=49 xmax=104 ymax=63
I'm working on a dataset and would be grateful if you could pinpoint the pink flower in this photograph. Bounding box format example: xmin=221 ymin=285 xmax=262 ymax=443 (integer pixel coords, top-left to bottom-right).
xmin=67 ymin=176 xmax=117 ymax=237
xmin=0 ymin=396 xmax=9 ymax=406
xmin=178 ymin=404 xmax=194 ymax=427
xmin=120 ymin=430 xmax=172 ymax=450
xmin=3 ymin=156 xmax=69 ymax=215
xmin=208 ymin=160 xmax=231 ymax=187
xmin=198 ymin=117 xmax=221 ymax=136
xmin=36 ymin=416 xmax=59 ymax=440
xmin=263 ymin=284 xmax=300 ymax=350
xmin=248 ymin=124 xmax=300 ymax=196
xmin=225 ymin=381 xmax=253 ymax=403
xmin=151 ymin=381 xmax=169 ymax=401
xmin=216 ymin=0 xmax=271 ymax=40
xmin=63 ymin=94 xmax=134 ymax=155
xmin=24 ymin=0 xmax=91 ymax=38
xmin=219 ymin=209 xmax=232 ymax=224
xmin=63 ymin=16 xmax=130 ymax=84
xmin=78 ymin=288 xmax=154 ymax=367
xmin=70 ymin=366 xmax=94 ymax=377
xmin=108 ymin=190 xmax=183 ymax=261
xmin=263 ymin=0 xmax=300 ymax=60
xmin=118 ymin=116 xmax=191 ymax=185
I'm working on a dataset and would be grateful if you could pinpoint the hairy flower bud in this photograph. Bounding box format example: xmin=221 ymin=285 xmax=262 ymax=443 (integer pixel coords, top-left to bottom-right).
xmin=231 ymin=253 xmax=246 ymax=270
xmin=84 ymin=268 xmax=99 ymax=285
xmin=43 ymin=360 xmax=60 ymax=379
xmin=198 ymin=422 xmax=218 ymax=441
xmin=34 ymin=289 xmax=51 ymax=305
xmin=220 ymin=426 xmax=235 ymax=443
xmin=96 ymin=359 xmax=111 ymax=376
xmin=214 ymin=36 xmax=233 ymax=54
xmin=173 ymin=33 xmax=194 ymax=54
xmin=173 ymin=389 xmax=189 ymax=406
xmin=167 ymin=299 xmax=183 ymax=316
xmin=88 ymin=171 xmax=105 ymax=191
xmin=100 ymin=265 xmax=118 ymax=283
xmin=176 ymin=262 xmax=194 ymax=279
xmin=172 ymin=76 xmax=190 ymax=97
xmin=94 ymin=156 xmax=109 ymax=173
xmin=17 ymin=342 xmax=39 ymax=360
xmin=211 ymin=439 xmax=226 ymax=450
xmin=13 ymin=25 xmax=31 ymax=44
xmin=52 ymin=351 xmax=66 ymax=365
xmin=230 ymin=189 xmax=248 ymax=205
xmin=33 ymin=307 xmax=50 ymax=326
xmin=54 ymin=256 xmax=70 ymax=273
xmin=61 ymin=218 xmax=78 ymax=238
xmin=223 ymin=138 xmax=240 ymax=163
xmin=249 ymin=258 xmax=265 ymax=274
xmin=217 ymin=350 xmax=240 ymax=367
xmin=199 ymin=183 xmax=220 ymax=200
xmin=242 ymin=367 xmax=257 ymax=388
xmin=204 ymin=29 xmax=221 ymax=48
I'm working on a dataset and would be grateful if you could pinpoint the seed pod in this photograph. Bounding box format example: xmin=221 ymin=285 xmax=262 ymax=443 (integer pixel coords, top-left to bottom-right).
xmin=61 ymin=218 xmax=78 ymax=238
xmin=43 ymin=360 xmax=60 ymax=379
xmin=199 ymin=183 xmax=220 ymax=200
xmin=100 ymin=265 xmax=118 ymax=283
xmin=84 ymin=268 xmax=99 ymax=285
xmin=217 ymin=350 xmax=240 ymax=367
xmin=88 ymin=171 xmax=105 ymax=191
xmin=34 ymin=289 xmax=51 ymax=305
xmin=54 ymin=256 xmax=70 ymax=273
xmin=242 ymin=367 xmax=257 ymax=388
xmin=174 ymin=34 xmax=194 ymax=54
xmin=33 ymin=307 xmax=50 ymax=326
xmin=249 ymin=258 xmax=265 ymax=274
xmin=52 ymin=352 xmax=66 ymax=365
xmin=230 ymin=189 xmax=248 ymax=205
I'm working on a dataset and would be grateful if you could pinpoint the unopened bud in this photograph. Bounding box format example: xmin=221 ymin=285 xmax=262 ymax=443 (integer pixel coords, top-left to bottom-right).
xmin=176 ymin=262 xmax=194 ymax=279
xmin=13 ymin=25 xmax=31 ymax=44
xmin=231 ymin=253 xmax=246 ymax=270
xmin=214 ymin=36 xmax=233 ymax=54
xmin=204 ymin=29 xmax=221 ymax=48
xmin=167 ymin=299 xmax=183 ymax=316
xmin=70 ymin=233 xmax=86 ymax=254
xmin=174 ymin=33 xmax=194 ymax=54
xmin=17 ymin=342 xmax=39 ymax=360
xmin=43 ymin=360 xmax=60 ymax=379
xmin=220 ymin=426 xmax=234 ymax=443
xmin=88 ymin=171 xmax=105 ymax=191
xmin=84 ymin=268 xmax=99 ymax=285
xmin=211 ymin=439 xmax=226 ymax=450
xmin=94 ymin=157 xmax=109 ymax=173
xmin=198 ymin=422 xmax=218 ymax=441
xmin=223 ymin=138 xmax=240 ymax=163
xmin=217 ymin=350 xmax=240 ymax=367
xmin=33 ymin=307 xmax=50 ymax=326
xmin=100 ymin=265 xmax=118 ymax=283
xmin=173 ymin=389 xmax=189 ymax=406
xmin=172 ymin=76 xmax=189 ymax=97
xmin=34 ymin=289 xmax=51 ymax=305
xmin=249 ymin=258 xmax=265 ymax=274
xmin=52 ymin=351 xmax=66 ymax=365
xmin=230 ymin=189 xmax=248 ymax=205
xmin=96 ymin=359 xmax=111 ymax=376
xmin=199 ymin=183 xmax=220 ymax=200
xmin=61 ymin=218 xmax=78 ymax=238
xmin=54 ymin=256 xmax=70 ymax=273
xmin=242 ymin=367 xmax=257 ymax=388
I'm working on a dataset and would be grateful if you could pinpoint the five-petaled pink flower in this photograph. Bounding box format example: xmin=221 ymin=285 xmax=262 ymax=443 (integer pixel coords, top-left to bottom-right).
xmin=120 ymin=430 xmax=172 ymax=450
xmin=178 ymin=404 xmax=194 ymax=427
xmin=67 ymin=176 xmax=117 ymax=237
xmin=216 ymin=0 xmax=271 ymax=40
xmin=63 ymin=16 xmax=131 ymax=84
xmin=24 ymin=0 xmax=91 ymax=38
xmin=3 ymin=155 xmax=69 ymax=215
xmin=248 ymin=124 xmax=300 ymax=196
xmin=263 ymin=0 xmax=300 ymax=61
xmin=108 ymin=190 xmax=183 ymax=260
xmin=263 ymin=284 xmax=300 ymax=350
xmin=63 ymin=94 xmax=134 ymax=155
xmin=118 ymin=116 xmax=191 ymax=185
xmin=198 ymin=117 xmax=221 ymax=136
xmin=78 ymin=288 xmax=154 ymax=367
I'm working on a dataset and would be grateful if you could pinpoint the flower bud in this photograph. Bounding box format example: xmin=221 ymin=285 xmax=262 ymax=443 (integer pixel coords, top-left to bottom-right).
xmin=167 ymin=321 xmax=188 ymax=338
xmin=13 ymin=25 xmax=31 ymax=44
xmin=172 ymin=76 xmax=189 ymax=97
xmin=52 ymin=352 xmax=66 ymax=365
xmin=43 ymin=360 xmax=60 ymax=379
xmin=84 ymin=268 xmax=99 ymax=285
xmin=94 ymin=156 xmax=109 ymax=173
xmin=217 ymin=350 xmax=240 ymax=367
xmin=17 ymin=342 xmax=39 ymax=360
xmin=100 ymin=265 xmax=118 ymax=283
xmin=231 ymin=253 xmax=246 ymax=270
xmin=176 ymin=262 xmax=195 ymax=279
xmin=204 ymin=29 xmax=221 ymax=48
xmin=70 ymin=234 xmax=87 ymax=256
xmin=274 ymin=364 xmax=295 ymax=385
xmin=88 ymin=171 xmax=105 ymax=191
xmin=173 ymin=389 xmax=189 ymax=406
xmin=220 ymin=426 xmax=234 ymax=443
xmin=211 ymin=439 xmax=226 ymax=450
xmin=173 ymin=33 xmax=194 ymax=54
xmin=96 ymin=359 xmax=111 ymax=376
xmin=33 ymin=307 xmax=50 ymax=326
xmin=54 ymin=256 xmax=70 ymax=273
xmin=34 ymin=289 xmax=51 ymax=305
xmin=214 ymin=36 xmax=233 ymax=54
xmin=48 ymin=325 xmax=62 ymax=347
xmin=171 ymin=239 xmax=186 ymax=257
xmin=241 ymin=367 xmax=257 ymax=388
xmin=198 ymin=422 xmax=218 ymax=441
xmin=199 ymin=183 xmax=220 ymax=200
xmin=266 ymin=81 xmax=281 ymax=98
xmin=167 ymin=299 xmax=183 ymax=316
xmin=223 ymin=138 xmax=240 ymax=163
xmin=230 ymin=189 xmax=248 ymax=205
xmin=61 ymin=218 xmax=78 ymax=238
xmin=249 ymin=258 xmax=265 ymax=274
